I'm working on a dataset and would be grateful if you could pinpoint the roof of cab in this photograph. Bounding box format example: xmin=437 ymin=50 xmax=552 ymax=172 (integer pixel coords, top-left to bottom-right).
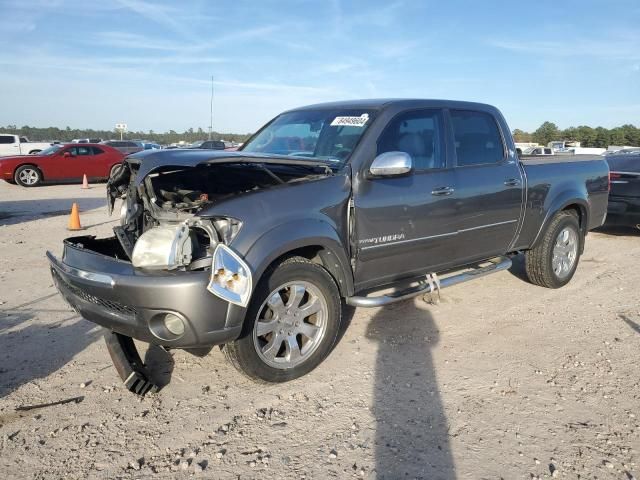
xmin=289 ymin=98 xmax=497 ymax=112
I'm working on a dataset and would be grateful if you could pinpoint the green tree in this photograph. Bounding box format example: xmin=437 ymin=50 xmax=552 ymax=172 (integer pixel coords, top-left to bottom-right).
xmin=533 ymin=121 xmax=560 ymax=146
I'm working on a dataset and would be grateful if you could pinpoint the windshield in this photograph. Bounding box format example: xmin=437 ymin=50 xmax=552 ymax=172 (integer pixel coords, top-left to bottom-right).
xmin=241 ymin=108 xmax=376 ymax=166
xmin=39 ymin=145 xmax=63 ymax=156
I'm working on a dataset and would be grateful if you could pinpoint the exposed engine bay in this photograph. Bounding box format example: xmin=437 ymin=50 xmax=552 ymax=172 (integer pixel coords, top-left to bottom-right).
xmin=104 ymin=159 xmax=330 ymax=272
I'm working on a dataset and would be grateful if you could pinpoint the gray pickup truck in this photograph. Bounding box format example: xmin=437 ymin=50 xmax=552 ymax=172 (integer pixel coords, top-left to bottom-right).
xmin=47 ymin=99 xmax=609 ymax=393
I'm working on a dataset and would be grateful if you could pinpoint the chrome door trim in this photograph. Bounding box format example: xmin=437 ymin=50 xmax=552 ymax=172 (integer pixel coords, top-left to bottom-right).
xmin=359 ymin=219 xmax=518 ymax=251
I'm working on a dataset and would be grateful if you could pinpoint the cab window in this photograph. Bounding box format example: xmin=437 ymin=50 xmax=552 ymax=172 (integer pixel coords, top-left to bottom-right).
xmin=377 ymin=109 xmax=445 ymax=170
xmin=450 ymin=110 xmax=505 ymax=166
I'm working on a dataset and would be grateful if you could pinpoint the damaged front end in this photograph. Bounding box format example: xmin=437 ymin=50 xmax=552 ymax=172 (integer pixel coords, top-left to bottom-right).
xmin=51 ymin=153 xmax=333 ymax=394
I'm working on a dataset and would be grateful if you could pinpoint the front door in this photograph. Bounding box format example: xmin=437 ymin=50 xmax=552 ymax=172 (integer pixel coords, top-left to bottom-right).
xmin=353 ymin=109 xmax=461 ymax=291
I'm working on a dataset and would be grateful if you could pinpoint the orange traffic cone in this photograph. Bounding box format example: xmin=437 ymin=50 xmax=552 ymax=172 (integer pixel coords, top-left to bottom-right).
xmin=81 ymin=174 xmax=90 ymax=189
xmin=68 ymin=203 xmax=82 ymax=231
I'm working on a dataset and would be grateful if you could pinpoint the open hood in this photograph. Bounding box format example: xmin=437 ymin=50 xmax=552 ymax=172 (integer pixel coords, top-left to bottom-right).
xmin=107 ymin=149 xmax=333 ymax=215
xmin=125 ymin=149 xmax=333 ymax=183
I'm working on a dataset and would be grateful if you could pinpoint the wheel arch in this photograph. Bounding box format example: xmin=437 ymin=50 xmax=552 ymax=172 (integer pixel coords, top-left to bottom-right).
xmin=531 ymin=194 xmax=589 ymax=252
xmin=243 ymin=220 xmax=354 ymax=298
xmin=14 ymin=163 xmax=45 ymax=182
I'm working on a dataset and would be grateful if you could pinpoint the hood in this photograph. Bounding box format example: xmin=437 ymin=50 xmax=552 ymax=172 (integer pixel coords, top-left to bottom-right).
xmin=125 ymin=149 xmax=334 ymax=184
xmin=107 ymin=149 xmax=335 ymax=215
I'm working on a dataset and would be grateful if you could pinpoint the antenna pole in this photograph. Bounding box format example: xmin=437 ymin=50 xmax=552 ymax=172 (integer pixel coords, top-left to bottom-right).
xmin=208 ymin=76 xmax=214 ymax=140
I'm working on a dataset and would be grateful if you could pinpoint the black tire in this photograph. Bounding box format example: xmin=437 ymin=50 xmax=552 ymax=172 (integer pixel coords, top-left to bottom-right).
xmin=525 ymin=210 xmax=582 ymax=288
xmin=224 ymin=256 xmax=342 ymax=383
xmin=14 ymin=164 xmax=42 ymax=187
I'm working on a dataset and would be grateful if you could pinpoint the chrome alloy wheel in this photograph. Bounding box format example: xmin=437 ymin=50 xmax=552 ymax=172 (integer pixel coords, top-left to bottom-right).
xmin=18 ymin=168 xmax=39 ymax=185
xmin=552 ymin=226 xmax=578 ymax=279
xmin=253 ymin=281 xmax=328 ymax=369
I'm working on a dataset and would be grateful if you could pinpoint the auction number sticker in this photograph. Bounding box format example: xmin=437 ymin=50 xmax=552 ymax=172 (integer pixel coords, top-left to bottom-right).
xmin=331 ymin=113 xmax=369 ymax=127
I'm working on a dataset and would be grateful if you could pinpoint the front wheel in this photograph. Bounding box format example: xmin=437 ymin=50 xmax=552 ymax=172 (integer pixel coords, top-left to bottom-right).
xmin=525 ymin=210 xmax=582 ymax=288
xmin=15 ymin=165 xmax=42 ymax=187
xmin=224 ymin=257 xmax=341 ymax=383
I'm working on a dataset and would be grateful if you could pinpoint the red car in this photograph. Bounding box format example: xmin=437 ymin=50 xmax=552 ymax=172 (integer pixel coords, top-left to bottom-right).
xmin=0 ymin=144 xmax=125 ymax=187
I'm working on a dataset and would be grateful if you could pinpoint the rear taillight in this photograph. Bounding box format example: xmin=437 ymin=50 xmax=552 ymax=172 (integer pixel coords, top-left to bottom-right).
xmin=609 ymin=172 xmax=621 ymax=191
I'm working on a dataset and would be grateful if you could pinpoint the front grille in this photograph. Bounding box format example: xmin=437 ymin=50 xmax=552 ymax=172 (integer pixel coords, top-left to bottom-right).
xmin=52 ymin=269 xmax=137 ymax=316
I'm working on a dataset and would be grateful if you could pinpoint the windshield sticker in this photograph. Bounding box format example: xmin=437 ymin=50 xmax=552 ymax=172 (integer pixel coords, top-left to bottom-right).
xmin=331 ymin=113 xmax=369 ymax=127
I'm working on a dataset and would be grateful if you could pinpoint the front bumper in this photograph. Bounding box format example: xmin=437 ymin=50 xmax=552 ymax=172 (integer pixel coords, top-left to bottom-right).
xmin=47 ymin=236 xmax=245 ymax=348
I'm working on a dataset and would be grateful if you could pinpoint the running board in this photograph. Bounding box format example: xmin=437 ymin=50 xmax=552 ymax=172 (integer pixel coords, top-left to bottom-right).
xmin=346 ymin=256 xmax=512 ymax=308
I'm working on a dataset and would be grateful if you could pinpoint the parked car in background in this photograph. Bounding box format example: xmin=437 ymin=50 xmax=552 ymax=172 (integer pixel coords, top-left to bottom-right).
xmin=72 ymin=138 xmax=103 ymax=144
xmin=523 ymin=147 xmax=553 ymax=156
xmin=0 ymin=143 xmax=124 ymax=186
xmin=101 ymin=140 xmax=144 ymax=155
xmin=142 ymin=142 xmax=161 ymax=150
xmin=0 ymin=134 xmax=52 ymax=156
xmin=605 ymin=152 xmax=640 ymax=227
xmin=190 ymin=140 xmax=226 ymax=150
xmin=48 ymin=99 xmax=609 ymax=392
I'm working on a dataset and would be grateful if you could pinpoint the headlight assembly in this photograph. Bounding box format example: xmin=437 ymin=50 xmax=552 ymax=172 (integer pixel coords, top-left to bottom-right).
xmin=206 ymin=244 xmax=252 ymax=307
xmin=131 ymin=223 xmax=193 ymax=269
xmin=212 ymin=217 xmax=242 ymax=244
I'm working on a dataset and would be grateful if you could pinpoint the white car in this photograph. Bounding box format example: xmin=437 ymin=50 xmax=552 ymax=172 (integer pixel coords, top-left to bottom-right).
xmin=0 ymin=134 xmax=52 ymax=156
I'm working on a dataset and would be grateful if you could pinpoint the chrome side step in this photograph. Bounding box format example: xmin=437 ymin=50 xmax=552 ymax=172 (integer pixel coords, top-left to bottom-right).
xmin=345 ymin=256 xmax=512 ymax=308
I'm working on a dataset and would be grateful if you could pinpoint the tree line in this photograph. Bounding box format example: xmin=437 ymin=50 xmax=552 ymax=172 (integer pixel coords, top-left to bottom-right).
xmin=3 ymin=122 xmax=639 ymax=149
xmin=0 ymin=125 xmax=252 ymax=145
xmin=513 ymin=122 xmax=640 ymax=148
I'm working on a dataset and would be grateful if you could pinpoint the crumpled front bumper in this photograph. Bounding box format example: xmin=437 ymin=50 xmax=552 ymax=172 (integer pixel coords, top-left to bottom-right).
xmin=47 ymin=236 xmax=245 ymax=349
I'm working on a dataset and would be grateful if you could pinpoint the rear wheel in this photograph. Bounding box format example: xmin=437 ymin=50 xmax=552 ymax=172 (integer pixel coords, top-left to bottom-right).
xmin=525 ymin=210 xmax=582 ymax=288
xmin=14 ymin=165 xmax=42 ymax=187
xmin=224 ymin=257 xmax=341 ymax=383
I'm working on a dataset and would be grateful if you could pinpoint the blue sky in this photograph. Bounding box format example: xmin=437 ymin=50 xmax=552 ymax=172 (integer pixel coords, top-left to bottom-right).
xmin=0 ymin=0 xmax=638 ymax=134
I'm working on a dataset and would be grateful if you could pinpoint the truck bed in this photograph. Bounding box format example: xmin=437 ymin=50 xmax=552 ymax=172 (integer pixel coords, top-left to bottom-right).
xmin=520 ymin=154 xmax=603 ymax=165
xmin=514 ymin=155 xmax=610 ymax=250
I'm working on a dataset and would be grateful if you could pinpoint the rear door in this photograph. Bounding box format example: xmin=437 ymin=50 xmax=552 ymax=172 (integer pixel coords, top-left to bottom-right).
xmin=448 ymin=109 xmax=524 ymax=263
xmin=353 ymin=108 xmax=461 ymax=290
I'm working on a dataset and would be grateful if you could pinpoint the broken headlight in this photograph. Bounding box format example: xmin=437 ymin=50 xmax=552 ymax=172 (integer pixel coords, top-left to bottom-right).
xmin=131 ymin=223 xmax=193 ymax=269
xmin=212 ymin=217 xmax=242 ymax=245
xmin=206 ymin=244 xmax=252 ymax=307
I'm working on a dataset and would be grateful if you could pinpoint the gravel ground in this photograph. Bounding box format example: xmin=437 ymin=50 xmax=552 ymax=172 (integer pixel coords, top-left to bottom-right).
xmin=1 ymin=180 xmax=639 ymax=479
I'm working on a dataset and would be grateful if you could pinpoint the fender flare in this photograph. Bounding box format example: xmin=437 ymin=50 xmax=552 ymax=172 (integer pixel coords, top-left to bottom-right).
xmin=531 ymin=192 xmax=589 ymax=251
xmin=242 ymin=219 xmax=354 ymax=297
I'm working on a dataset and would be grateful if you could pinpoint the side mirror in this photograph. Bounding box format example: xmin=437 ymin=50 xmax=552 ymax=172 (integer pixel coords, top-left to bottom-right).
xmin=369 ymin=151 xmax=413 ymax=177
xmin=63 ymin=151 xmax=72 ymax=157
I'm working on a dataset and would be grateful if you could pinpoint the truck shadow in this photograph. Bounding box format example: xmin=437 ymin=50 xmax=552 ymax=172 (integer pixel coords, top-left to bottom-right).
xmin=507 ymin=253 xmax=529 ymax=283
xmin=594 ymin=225 xmax=640 ymax=237
xmin=143 ymin=345 xmax=175 ymax=391
xmin=0 ymin=316 xmax=100 ymax=398
xmin=365 ymin=302 xmax=455 ymax=479
xmin=0 ymin=198 xmax=107 ymax=227
xmin=620 ymin=314 xmax=640 ymax=335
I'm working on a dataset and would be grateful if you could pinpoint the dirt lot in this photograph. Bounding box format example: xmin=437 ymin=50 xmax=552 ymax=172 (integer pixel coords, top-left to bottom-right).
xmin=1 ymin=180 xmax=639 ymax=479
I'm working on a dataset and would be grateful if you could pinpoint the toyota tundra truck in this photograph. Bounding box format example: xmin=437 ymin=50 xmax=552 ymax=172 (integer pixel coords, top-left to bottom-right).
xmin=47 ymin=99 xmax=609 ymax=394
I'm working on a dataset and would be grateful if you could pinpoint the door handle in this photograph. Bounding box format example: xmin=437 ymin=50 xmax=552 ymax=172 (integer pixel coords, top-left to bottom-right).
xmin=431 ymin=186 xmax=455 ymax=196
xmin=504 ymin=178 xmax=521 ymax=187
